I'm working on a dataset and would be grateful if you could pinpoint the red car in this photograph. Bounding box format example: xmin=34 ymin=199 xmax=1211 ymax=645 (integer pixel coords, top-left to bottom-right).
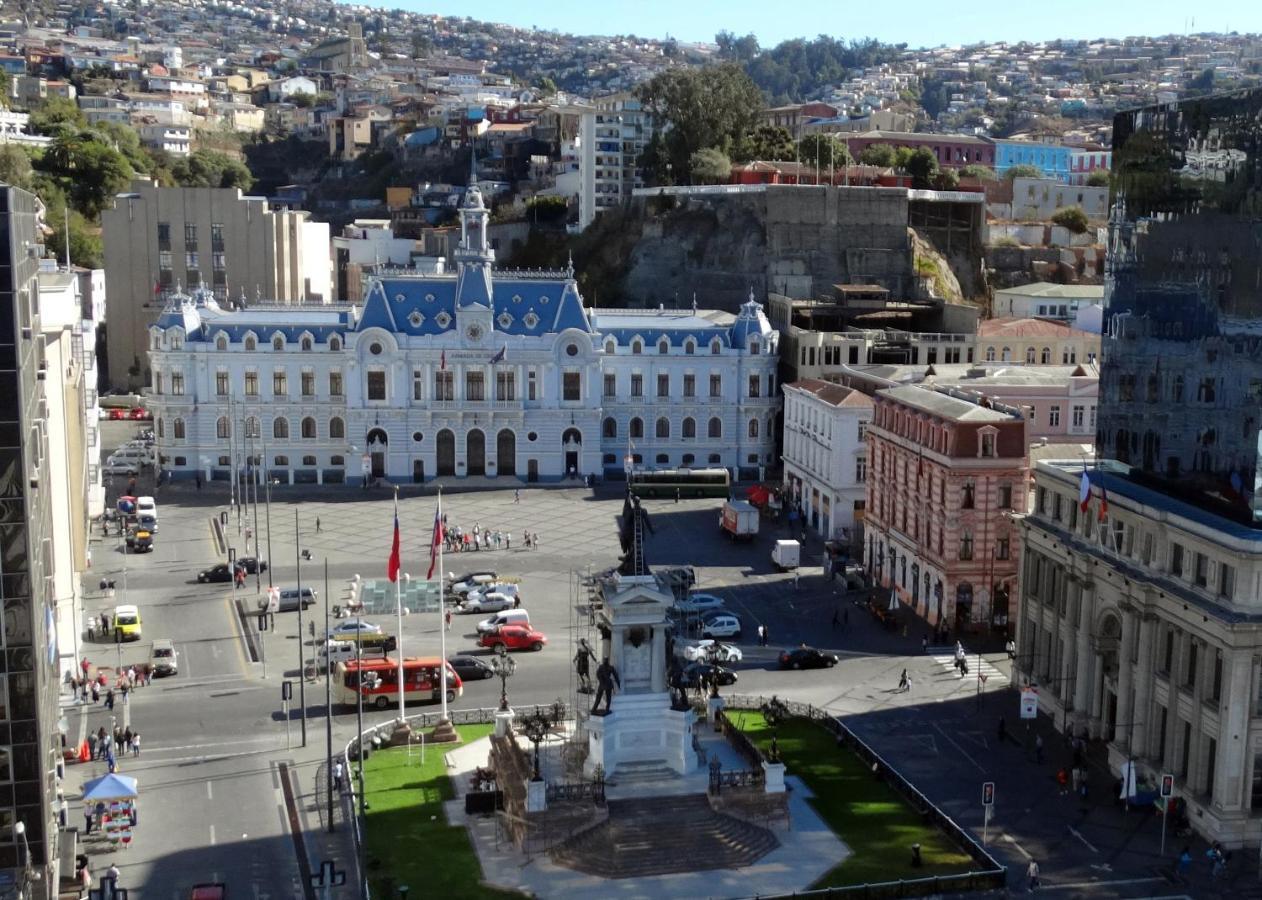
xmin=478 ymin=624 xmax=547 ymax=652
xmin=108 ymin=408 xmax=127 ymax=420
xmin=129 ymin=407 xmax=153 ymax=421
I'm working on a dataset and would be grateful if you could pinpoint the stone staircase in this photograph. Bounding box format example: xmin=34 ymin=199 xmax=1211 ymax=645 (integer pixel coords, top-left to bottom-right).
xmin=550 ymin=793 xmax=779 ymax=879
xmin=606 ymin=759 xmax=677 ymax=786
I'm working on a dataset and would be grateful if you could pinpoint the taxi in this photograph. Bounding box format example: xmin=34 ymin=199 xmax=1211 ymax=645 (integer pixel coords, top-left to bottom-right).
xmin=113 ymin=604 xmax=142 ymax=641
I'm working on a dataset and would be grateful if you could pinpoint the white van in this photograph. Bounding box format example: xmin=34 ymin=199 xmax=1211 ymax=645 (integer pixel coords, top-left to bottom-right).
xmin=476 ymin=609 xmax=530 ymax=634
xmin=317 ymin=640 xmax=358 ymax=671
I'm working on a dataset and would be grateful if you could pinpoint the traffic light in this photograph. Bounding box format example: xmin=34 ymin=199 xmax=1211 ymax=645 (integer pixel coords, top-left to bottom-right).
xmin=1160 ymin=774 xmax=1175 ymax=798
xmin=982 ymin=781 xmax=995 ymax=806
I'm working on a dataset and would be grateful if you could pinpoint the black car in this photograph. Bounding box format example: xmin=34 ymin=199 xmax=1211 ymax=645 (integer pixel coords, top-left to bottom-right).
xmin=778 ymin=647 xmax=840 ymax=670
xmin=448 ymin=654 xmax=495 ymax=681
xmin=237 ymin=557 xmax=267 ymax=574
xmin=679 ymin=662 xmax=738 ymax=689
xmin=197 ymin=563 xmax=234 ymax=583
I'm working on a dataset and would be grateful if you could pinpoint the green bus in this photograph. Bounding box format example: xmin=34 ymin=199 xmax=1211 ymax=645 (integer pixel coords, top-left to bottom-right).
xmin=629 ymin=467 xmax=731 ymax=499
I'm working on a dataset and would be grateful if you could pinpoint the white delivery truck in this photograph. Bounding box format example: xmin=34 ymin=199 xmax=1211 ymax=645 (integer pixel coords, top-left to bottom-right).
xmin=719 ymin=500 xmax=760 ymax=540
xmin=772 ymin=539 xmax=801 ymax=571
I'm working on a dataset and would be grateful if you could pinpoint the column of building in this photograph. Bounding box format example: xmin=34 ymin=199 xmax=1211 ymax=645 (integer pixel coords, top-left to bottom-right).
xmin=1131 ymin=611 xmax=1157 ymax=759
xmin=1073 ymin=577 xmax=1094 ymax=733
xmin=1115 ymin=602 xmax=1137 ymax=753
xmin=1212 ymin=649 xmax=1253 ymax=813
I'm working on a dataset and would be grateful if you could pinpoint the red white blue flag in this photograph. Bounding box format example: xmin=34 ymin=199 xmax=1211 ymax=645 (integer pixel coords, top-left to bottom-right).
xmin=387 ymin=496 xmax=401 ymax=582
xmin=427 ymin=504 xmax=443 ymax=580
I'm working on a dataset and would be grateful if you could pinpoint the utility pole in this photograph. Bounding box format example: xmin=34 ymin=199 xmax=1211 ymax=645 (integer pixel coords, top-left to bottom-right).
xmin=325 ymin=558 xmax=334 ymax=832
xmin=296 ymin=508 xmax=308 ymax=747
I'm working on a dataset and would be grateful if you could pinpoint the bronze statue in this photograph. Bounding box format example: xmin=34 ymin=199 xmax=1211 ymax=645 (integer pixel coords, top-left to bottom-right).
xmin=573 ymin=638 xmax=596 ymax=693
xmin=591 ymin=658 xmax=620 ymax=715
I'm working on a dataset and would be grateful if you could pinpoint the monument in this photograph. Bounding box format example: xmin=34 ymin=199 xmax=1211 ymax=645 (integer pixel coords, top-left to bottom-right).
xmin=583 ymin=494 xmax=698 ymax=778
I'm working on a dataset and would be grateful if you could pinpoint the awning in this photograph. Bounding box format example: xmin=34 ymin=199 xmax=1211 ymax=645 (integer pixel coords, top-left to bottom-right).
xmin=82 ymin=773 xmax=138 ymax=801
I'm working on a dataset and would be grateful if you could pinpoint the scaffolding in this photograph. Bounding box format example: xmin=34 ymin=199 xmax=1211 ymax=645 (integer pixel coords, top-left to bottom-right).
xmin=561 ymin=565 xmax=604 ymax=778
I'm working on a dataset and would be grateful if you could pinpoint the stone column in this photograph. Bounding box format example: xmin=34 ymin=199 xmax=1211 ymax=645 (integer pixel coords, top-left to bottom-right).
xmin=1213 ymin=649 xmax=1253 ymax=811
xmin=1131 ymin=614 xmax=1157 ymax=759
xmin=1089 ymin=643 xmax=1105 ymax=732
xmin=1072 ymin=581 xmax=1093 ymax=716
xmin=650 ymin=626 xmax=665 ymax=693
xmin=1116 ymin=607 xmax=1136 ymax=751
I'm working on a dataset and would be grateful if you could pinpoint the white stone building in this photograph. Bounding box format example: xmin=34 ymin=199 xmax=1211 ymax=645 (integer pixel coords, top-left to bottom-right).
xmin=579 ymin=94 xmax=653 ymax=231
xmin=1018 ymin=459 xmax=1262 ymax=847
xmin=781 ymin=379 xmax=873 ymax=542
xmin=145 ymin=186 xmax=778 ymax=484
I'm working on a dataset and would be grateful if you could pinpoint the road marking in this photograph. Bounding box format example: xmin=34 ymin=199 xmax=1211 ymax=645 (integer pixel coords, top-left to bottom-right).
xmin=1001 ymin=834 xmax=1032 ymax=859
xmin=1068 ymin=825 xmax=1099 ymax=853
xmin=929 ymin=654 xmax=1009 ymax=683
xmin=142 ymin=736 xmax=282 ymax=752
xmin=930 ymin=721 xmax=986 ymax=773
xmin=207 ymin=781 xmax=213 ymax=800
xmin=209 ymin=824 xmax=216 ymax=845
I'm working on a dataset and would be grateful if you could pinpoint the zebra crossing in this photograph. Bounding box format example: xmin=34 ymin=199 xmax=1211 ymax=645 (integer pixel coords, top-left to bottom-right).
xmin=929 ymin=654 xmax=1010 ymax=684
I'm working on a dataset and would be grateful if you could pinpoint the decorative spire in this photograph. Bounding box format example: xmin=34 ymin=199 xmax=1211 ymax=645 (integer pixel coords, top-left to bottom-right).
xmin=566 ymin=250 xmax=575 ymax=279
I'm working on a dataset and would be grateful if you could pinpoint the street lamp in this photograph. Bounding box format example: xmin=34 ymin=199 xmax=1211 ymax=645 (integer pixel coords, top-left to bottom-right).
xmin=489 ymin=645 xmax=516 ymax=712
xmin=13 ymin=820 xmax=32 ymax=898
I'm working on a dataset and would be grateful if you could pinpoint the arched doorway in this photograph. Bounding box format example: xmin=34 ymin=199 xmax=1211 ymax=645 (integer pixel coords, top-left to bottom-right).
xmin=366 ymin=428 xmax=388 ymax=479
xmin=496 ymin=429 xmax=516 ymax=477
xmin=436 ymin=429 xmax=455 ymax=477
xmin=562 ymin=427 xmax=582 ymax=479
xmin=467 ymin=429 xmax=486 ymax=476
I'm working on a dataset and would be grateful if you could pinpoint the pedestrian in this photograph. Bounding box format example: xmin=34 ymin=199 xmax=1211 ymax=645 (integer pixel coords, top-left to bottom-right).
xmin=1035 ymin=734 xmax=1045 ymax=764
xmin=514 ymin=489 xmax=520 ymax=504
xmin=513 ymin=594 xmax=521 ymax=609
xmin=675 ymin=487 xmax=680 ymax=503
xmin=131 ymin=733 xmax=140 ymax=757
xmin=897 ymin=669 xmax=909 ymax=692
xmin=1071 ymin=765 xmax=1081 ymax=795
xmin=832 ymin=609 xmax=840 ymax=629
xmin=106 ymin=863 xmax=120 ymax=886
xmin=332 ymin=760 xmax=344 ymax=793
xmin=91 ymin=681 xmax=100 ymax=704
xmin=316 ymin=517 xmax=322 ymax=533
xmin=195 ymin=473 xmax=202 ymax=491
xmin=1056 ymin=767 xmax=1069 ymax=795
xmin=83 ymin=804 xmax=94 ymax=834
xmin=921 ymin=635 xmax=928 ymax=654
xmin=793 ymin=570 xmax=800 ymax=590
xmin=523 ymin=530 xmax=530 ymax=549
xmin=757 ymin=624 xmax=766 ymax=647
xmin=1006 ymin=638 xmax=1017 ymax=660
xmin=505 ymin=533 xmax=511 ymax=550
xmin=1026 ymin=859 xmax=1040 ymax=892
xmin=445 ymin=608 xmax=452 ymax=631
xmin=123 ymin=727 xmax=132 ymax=749
xmin=87 ymin=619 xmax=95 ymax=641
xmin=104 ymin=688 xmax=114 ymax=711
xmin=532 ymin=532 xmax=539 ymax=550
xmin=101 ymin=613 xmax=110 ymax=634
xmin=1176 ymin=846 xmax=1192 ymax=878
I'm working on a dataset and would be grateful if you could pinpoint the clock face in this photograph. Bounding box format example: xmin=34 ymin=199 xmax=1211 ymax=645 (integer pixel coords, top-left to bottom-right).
xmin=465 ymin=323 xmax=484 ymax=343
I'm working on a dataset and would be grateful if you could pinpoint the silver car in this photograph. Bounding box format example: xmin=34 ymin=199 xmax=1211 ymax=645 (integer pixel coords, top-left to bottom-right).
xmin=460 ymin=592 xmax=514 ymax=614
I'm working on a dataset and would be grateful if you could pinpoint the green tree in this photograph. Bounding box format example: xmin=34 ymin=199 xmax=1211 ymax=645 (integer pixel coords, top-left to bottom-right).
xmin=859 ymin=143 xmax=897 ymax=167
xmin=0 ymin=144 xmax=33 ymax=188
xmin=688 ymin=147 xmax=732 ymax=184
xmin=894 ymin=146 xmax=916 ymax=170
xmin=28 ymin=96 xmax=86 ymax=134
xmin=797 ymin=134 xmax=852 ymax=169
xmin=1086 ymin=170 xmax=1110 ymax=187
xmin=288 ymin=91 xmax=315 ymax=108
xmin=904 ymin=147 xmax=938 ymax=188
xmin=44 ymin=205 xmax=103 ymax=268
xmin=1004 ymin=164 xmax=1043 ymax=180
xmin=958 ymin=164 xmax=996 ymax=181
xmin=535 ymin=75 xmax=558 ymax=97
xmin=635 ymin=62 xmax=763 ymax=183
xmin=734 ymin=125 xmax=795 ymax=162
xmin=170 ymin=149 xmax=255 ymax=191
xmin=1051 ymin=205 xmax=1089 ymax=234
xmin=1187 ymin=67 xmax=1215 ymax=94
xmin=933 ymin=168 xmax=960 ymax=190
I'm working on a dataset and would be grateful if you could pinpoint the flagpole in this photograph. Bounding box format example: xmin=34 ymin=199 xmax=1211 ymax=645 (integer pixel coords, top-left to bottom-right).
xmin=438 ymin=486 xmax=449 ymax=722
xmin=394 ymin=486 xmax=405 ymax=725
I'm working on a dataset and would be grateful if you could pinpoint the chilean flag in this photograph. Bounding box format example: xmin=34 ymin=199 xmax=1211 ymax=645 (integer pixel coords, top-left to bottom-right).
xmin=426 ymin=504 xmax=443 ymax=580
xmin=1078 ymin=470 xmax=1091 ymax=513
xmin=387 ymin=497 xmax=401 ymax=582
xmin=1098 ymin=483 xmax=1109 ymax=522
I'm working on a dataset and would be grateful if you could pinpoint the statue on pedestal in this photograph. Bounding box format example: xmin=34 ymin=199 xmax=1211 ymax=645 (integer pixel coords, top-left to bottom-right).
xmin=573 ymin=638 xmax=596 ymax=693
xmin=591 ymin=659 xmax=620 ymax=715
xmin=617 ymin=492 xmax=655 ymax=577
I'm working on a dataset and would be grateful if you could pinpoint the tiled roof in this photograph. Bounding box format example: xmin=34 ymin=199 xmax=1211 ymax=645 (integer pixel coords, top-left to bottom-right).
xmin=786 ymin=379 xmax=874 ymax=408
xmin=977 ymin=317 xmax=1094 ymax=338
xmin=994 ymin=282 xmax=1105 ymax=299
xmin=879 ymin=384 xmax=1019 ymax=422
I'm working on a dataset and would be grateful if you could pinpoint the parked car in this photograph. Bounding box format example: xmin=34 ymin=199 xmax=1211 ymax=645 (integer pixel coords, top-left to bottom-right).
xmin=150 ymin=638 xmax=178 ymax=676
xmin=447 ymin=571 xmax=497 ymax=594
xmin=236 ymin=556 xmax=267 ymax=574
xmin=328 ymin=619 xmax=382 ymax=639
xmin=129 ymin=407 xmax=153 ymax=420
xmin=680 ymin=662 xmax=738 ymax=689
xmin=778 ymin=646 xmax=840 ymax=670
xmin=465 ymin=583 xmax=520 ymax=605
xmin=460 ymin=592 xmax=514 ymax=614
xmin=448 ymin=654 xmax=495 ymax=681
xmin=478 ymin=624 xmax=547 ymax=652
xmin=107 ymin=408 xmax=127 ymax=421
xmin=197 ymin=563 xmax=236 ymax=583
xmin=476 ymin=610 xmax=531 ymax=634
xmin=672 ymin=592 xmax=727 ymax=615
xmin=125 ymin=528 xmax=154 ymax=552
xmin=683 ymin=640 xmax=743 ymax=663
xmin=700 ymin=612 xmax=743 ymax=640
xmin=102 ymin=458 xmax=140 ymax=476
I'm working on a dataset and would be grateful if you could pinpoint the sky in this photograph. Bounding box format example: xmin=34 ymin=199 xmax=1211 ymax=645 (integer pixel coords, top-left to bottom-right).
xmin=385 ymin=0 xmax=1260 ymax=49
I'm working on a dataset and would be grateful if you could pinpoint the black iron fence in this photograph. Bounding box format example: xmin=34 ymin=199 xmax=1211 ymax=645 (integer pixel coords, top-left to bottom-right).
xmin=545 ymin=777 xmax=606 ymax=805
xmin=721 ymin=694 xmax=1008 ymax=897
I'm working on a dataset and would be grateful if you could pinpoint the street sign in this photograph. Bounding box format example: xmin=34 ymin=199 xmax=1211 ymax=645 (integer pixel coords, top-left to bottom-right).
xmin=281 ymin=680 xmax=292 ymax=701
xmin=1160 ymin=773 xmax=1174 ymax=797
xmin=228 ymin=547 xmax=236 ymax=563
xmin=982 ymin=781 xmax=995 ymax=806
xmin=1019 ymin=687 xmax=1039 ymax=720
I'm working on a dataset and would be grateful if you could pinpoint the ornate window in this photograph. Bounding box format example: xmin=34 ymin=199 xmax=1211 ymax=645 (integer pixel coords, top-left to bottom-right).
xmin=656 ymin=417 xmax=670 ymax=439
xmin=603 ymin=417 xmax=617 ymax=438
xmin=682 ymin=417 xmax=696 ymax=439
xmin=272 ymin=334 xmax=284 ymax=351
xmin=301 ymin=417 xmax=316 ymax=439
xmin=329 ymin=417 xmax=345 ymax=439
xmin=173 ymin=418 xmax=186 ymax=440
xmin=273 ymin=417 xmax=289 ymax=439
xmin=629 ymin=417 xmax=644 ymax=439
xmin=216 ymin=417 xmax=230 ymax=439
xmin=215 ymin=334 xmax=228 ymax=351
xmin=708 ymin=417 xmax=722 ymax=438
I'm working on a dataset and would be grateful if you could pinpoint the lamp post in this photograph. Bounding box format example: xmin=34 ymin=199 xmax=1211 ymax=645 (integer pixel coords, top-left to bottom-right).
xmin=489 ymin=644 xmax=516 ymax=712
xmin=13 ymin=820 xmax=31 ymax=899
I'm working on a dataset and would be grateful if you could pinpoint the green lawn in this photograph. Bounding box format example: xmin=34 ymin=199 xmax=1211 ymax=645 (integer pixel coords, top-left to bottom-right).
xmin=361 ymin=724 xmax=520 ymax=900
xmin=730 ymin=711 xmax=976 ymax=888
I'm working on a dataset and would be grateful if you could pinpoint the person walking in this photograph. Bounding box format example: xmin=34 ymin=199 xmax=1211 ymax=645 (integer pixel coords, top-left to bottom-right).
xmin=793 ymin=569 xmax=800 ymax=590
xmin=757 ymin=624 xmax=766 ymax=647
xmin=1025 ymin=859 xmax=1040 ymax=892
xmin=897 ymin=669 xmax=909 ymax=692
xmin=831 ymin=609 xmax=840 ymax=629
xmin=514 ymin=489 xmax=520 ymax=504
xmin=1006 ymin=638 xmax=1017 ymax=660
xmin=532 ymin=532 xmax=539 ymax=550
xmin=316 ymin=517 xmax=322 ymax=533
xmin=332 ymin=759 xmax=344 ymax=793
xmin=130 ymin=732 xmax=140 ymax=757
xmin=91 ymin=681 xmax=100 ymax=704
xmin=83 ymin=803 xmax=94 ymax=834
xmin=106 ymin=863 xmax=121 ymax=887
xmin=444 ymin=608 xmax=453 ymax=631
xmin=505 ymin=533 xmax=511 ymax=550
xmin=1035 ymin=734 xmax=1045 ymax=764
xmin=104 ymin=688 xmax=114 ymax=711
xmin=1176 ymin=846 xmax=1192 ymax=879
xmin=921 ymin=635 xmax=929 ymax=654
xmin=1056 ymin=767 xmax=1069 ymax=796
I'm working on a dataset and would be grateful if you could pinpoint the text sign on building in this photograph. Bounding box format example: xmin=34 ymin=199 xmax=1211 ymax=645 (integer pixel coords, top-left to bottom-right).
xmin=1019 ymin=687 xmax=1038 ymax=720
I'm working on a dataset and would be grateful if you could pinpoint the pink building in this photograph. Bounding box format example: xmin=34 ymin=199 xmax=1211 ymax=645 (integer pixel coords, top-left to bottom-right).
xmin=865 ymin=385 xmax=1028 ymax=636
xmin=1069 ymin=149 xmax=1111 ymax=185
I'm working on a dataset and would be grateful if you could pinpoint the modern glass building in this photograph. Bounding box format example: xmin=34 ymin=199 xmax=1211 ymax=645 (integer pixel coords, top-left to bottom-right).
xmin=1099 ymin=87 xmax=1262 ymax=522
xmin=0 ymin=184 xmax=62 ymax=898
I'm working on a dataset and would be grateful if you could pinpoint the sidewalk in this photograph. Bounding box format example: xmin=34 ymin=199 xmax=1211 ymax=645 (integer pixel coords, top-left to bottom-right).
xmin=286 ymin=753 xmax=361 ymax=900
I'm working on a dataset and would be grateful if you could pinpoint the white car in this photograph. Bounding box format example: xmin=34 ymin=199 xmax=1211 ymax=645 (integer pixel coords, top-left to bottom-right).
xmin=466 ymin=583 xmax=520 ymax=604
xmin=102 ymin=459 xmax=140 ymax=476
xmin=673 ymin=593 xmax=727 ymax=615
xmin=448 ymin=573 xmax=498 ymax=595
xmin=461 ymin=592 xmax=514 ymax=614
xmin=700 ymin=613 xmax=743 ymax=640
xmin=683 ymin=640 xmax=744 ymax=663
xmin=327 ymin=619 xmax=382 ymax=639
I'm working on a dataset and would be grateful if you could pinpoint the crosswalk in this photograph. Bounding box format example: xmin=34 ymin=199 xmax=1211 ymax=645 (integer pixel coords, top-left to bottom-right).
xmin=929 ymin=654 xmax=1009 ymax=684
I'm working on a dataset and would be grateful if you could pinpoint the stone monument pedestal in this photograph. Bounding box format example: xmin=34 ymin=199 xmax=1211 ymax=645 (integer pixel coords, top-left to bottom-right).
xmin=584 ymin=693 xmax=696 ymax=779
xmin=762 ymin=760 xmax=786 ymax=794
xmin=494 ymin=709 xmax=515 ymax=737
xmin=707 ymin=695 xmax=725 ymax=731
xmin=526 ymin=778 xmax=547 ymax=812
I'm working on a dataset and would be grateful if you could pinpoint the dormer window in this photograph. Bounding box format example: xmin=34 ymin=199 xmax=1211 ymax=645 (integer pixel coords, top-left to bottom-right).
xmin=329 ymin=336 xmax=342 ymax=352
xmin=684 ymin=339 xmax=695 ymax=355
xmin=631 ymin=339 xmax=643 ymax=355
xmin=215 ymin=334 xmax=228 ymax=351
xmin=300 ymin=335 xmax=313 ymax=351
xmin=748 ymin=338 xmax=759 ymax=355
xmin=711 ymin=339 xmax=722 ymax=355
xmin=979 ymin=427 xmax=998 ymax=458
xmin=272 ymin=334 xmax=284 ymax=351
xmin=658 ymin=338 xmax=669 ymax=355
xmin=604 ymin=339 xmax=616 ymax=355
xmin=170 ymin=330 xmax=184 ymax=350
xmin=244 ymin=334 xmax=257 ymax=351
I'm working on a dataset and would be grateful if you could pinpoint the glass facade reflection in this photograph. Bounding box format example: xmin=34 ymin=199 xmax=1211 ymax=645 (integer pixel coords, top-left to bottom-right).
xmin=1100 ymin=88 xmax=1262 ymax=521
